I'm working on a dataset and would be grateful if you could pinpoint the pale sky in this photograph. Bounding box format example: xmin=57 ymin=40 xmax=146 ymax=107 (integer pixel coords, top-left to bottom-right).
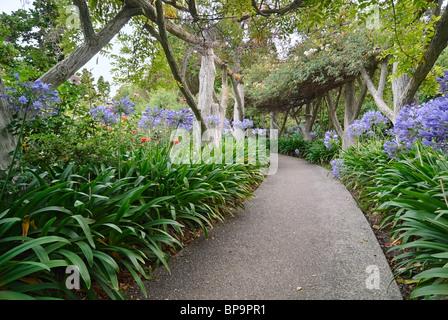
xmin=1 ymin=0 xmax=121 ymax=96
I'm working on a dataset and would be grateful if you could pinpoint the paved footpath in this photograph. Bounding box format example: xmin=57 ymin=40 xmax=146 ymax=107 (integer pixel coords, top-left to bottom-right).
xmin=126 ymin=154 xmax=402 ymax=300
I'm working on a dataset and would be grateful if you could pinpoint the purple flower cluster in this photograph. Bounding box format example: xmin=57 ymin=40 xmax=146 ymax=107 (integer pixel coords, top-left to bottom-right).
xmin=382 ymin=139 xmax=404 ymax=159
xmin=108 ymin=97 xmax=135 ymax=116
xmin=252 ymin=128 xmax=267 ymax=136
xmin=223 ymin=118 xmax=232 ymax=134
xmin=436 ymin=71 xmax=448 ymax=96
xmin=417 ymin=97 xmax=448 ymax=150
xmin=138 ymin=107 xmax=164 ymax=129
xmin=205 ymin=115 xmax=221 ymax=128
xmin=330 ymin=158 xmax=346 ymax=179
xmin=324 ymin=130 xmax=340 ymax=149
xmin=90 ymin=106 xmax=117 ymax=126
xmin=165 ymin=109 xmax=194 ymax=130
xmin=391 ymin=104 xmax=423 ymax=148
xmin=232 ymin=119 xmax=254 ymax=130
xmin=139 ymin=107 xmax=194 ymax=131
xmin=348 ymin=110 xmax=389 ymax=138
xmin=383 ymin=96 xmax=448 ymax=157
xmin=1 ymin=73 xmax=60 ymax=118
xmin=90 ymin=97 xmax=135 ymax=126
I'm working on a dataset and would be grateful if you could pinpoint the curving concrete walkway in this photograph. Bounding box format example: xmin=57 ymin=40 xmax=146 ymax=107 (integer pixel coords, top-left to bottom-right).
xmin=126 ymin=154 xmax=402 ymax=300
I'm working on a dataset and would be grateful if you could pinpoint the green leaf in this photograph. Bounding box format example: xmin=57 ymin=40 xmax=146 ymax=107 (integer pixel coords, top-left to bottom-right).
xmin=410 ymin=284 xmax=448 ymax=299
xmin=0 ymin=236 xmax=70 ymax=266
xmin=0 ymin=291 xmax=36 ymax=300
xmin=413 ymin=267 xmax=448 ymax=280
xmin=58 ymin=249 xmax=91 ymax=289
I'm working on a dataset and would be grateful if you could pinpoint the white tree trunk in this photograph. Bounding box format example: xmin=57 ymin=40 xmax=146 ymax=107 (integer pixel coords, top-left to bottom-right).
xmin=198 ymin=46 xmax=216 ymax=121
xmin=392 ymin=62 xmax=419 ymax=118
xmin=233 ymin=82 xmax=244 ymax=122
xmin=342 ymin=80 xmax=357 ymax=150
xmin=0 ymin=75 xmax=16 ymax=170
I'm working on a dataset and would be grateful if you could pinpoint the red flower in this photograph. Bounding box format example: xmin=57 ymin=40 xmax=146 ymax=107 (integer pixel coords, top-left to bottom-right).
xmin=174 ymin=140 xmax=179 ymax=145
xmin=122 ymin=116 xmax=128 ymax=121
xmin=141 ymin=138 xmax=150 ymax=142
xmin=182 ymin=99 xmax=186 ymax=102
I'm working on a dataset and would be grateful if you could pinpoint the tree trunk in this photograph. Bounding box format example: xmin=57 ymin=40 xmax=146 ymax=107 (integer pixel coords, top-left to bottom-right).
xmin=231 ymin=45 xmax=245 ymax=122
xmin=198 ymin=45 xmax=217 ymax=121
xmin=342 ymin=80 xmax=358 ymax=150
xmin=145 ymin=1 xmax=208 ymax=133
xmin=361 ymin=61 xmax=394 ymax=122
xmin=396 ymin=4 xmax=448 ymax=111
xmin=391 ymin=62 xmax=419 ymax=117
xmin=0 ymin=74 xmax=16 ymax=170
xmin=302 ymin=98 xmax=320 ymax=141
xmin=232 ymin=79 xmax=244 ymax=122
xmin=327 ymin=79 xmax=366 ymax=151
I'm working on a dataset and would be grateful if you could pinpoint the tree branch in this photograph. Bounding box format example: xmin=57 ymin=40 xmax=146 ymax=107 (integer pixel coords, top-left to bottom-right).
xmin=377 ymin=57 xmax=389 ymax=98
xmin=40 ymin=5 xmax=142 ymax=88
xmin=326 ymin=88 xmax=344 ymax=137
xmin=240 ymin=0 xmax=305 ymax=21
xmin=398 ymin=5 xmax=448 ymax=109
xmin=360 ymin=67 xmax=394 ymax=121
xmin=73 ymin=0 xmax=97 ymax=45
xmin=153 ymin=0 xmax=206 ymax=132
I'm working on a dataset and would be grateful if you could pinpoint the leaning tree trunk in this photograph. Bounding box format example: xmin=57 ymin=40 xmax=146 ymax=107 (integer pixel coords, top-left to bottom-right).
xmin=0 ymin=74 xmax=16 ymax=170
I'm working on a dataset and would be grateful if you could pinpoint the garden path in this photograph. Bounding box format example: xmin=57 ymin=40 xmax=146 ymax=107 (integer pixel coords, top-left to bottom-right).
xmin=126 ymin=154 xmax=402 ymax=300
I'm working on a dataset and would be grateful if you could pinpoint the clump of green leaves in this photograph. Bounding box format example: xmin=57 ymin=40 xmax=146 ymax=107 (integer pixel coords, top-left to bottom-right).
xmin=341 ymin=140 xmax=448 ymax=300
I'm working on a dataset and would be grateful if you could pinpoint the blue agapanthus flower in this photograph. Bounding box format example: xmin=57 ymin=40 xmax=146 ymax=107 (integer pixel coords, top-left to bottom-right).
xmin=436 ymin=71 xmax=448 ymax=96
xmin=165 ymin=109 xmax=194 ymax=130
xmin=90 ymin=105 xmax=117 ymax=125
xmin=139 ymin=106 xmax=165 ymax=129
xmin=324 ymin=130 xmax=340 ymax=150
xmin=232 ymin=119 xmax=254 ymax=130
xmin=205 ymin=115 xmax=221 ymax=128
xmin=108 ymin=97 xmax=135 ymax=116
xmin=1 ymin=75 xmax=60 ymax=118
xmin=348 ymin=110 xmax=389 ymax=138
xmin=330 ymin=158 xmax=346 ymax=179
xmin=252 ymin=128 xmax=267 ymax=136
xmin=417 ymin=96 xmax=448 ymax=151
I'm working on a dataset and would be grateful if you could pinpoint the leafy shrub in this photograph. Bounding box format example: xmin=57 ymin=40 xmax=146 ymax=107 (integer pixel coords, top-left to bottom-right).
xmin=305 ymin=140 xmax=339 ymax=164
xmin=278 ymin=136 xmax=312 ymax=156
xmin=341 ymin=141 xmax=448 ymax=299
